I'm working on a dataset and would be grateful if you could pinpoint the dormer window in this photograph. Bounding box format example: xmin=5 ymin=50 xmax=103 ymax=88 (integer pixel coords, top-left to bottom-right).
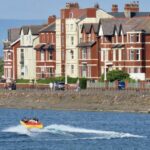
xmin=87 ymin=34 xmax=91 ymax=42
xmin=129 ymin=33 xmax=140 ymax=43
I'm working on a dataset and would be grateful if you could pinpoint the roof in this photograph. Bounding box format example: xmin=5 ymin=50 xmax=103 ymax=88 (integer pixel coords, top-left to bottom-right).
xmin=21 ymin=25 xmax=46 ymax=35
xmin=100 ymin=18 xmax=127 ymax=35
xmin=3 ymin=41 xmax=11 ymax=49
xmin=34 ymin=44 xmax=45 ymax=50
xmin=39 ymin=23 xmax=55 ymax=33
xmin=34 ymin=43 xmax=55 ymax=50
xmin=77 ymin=41 xmax=96 ymax=47
xmin=82 ymin=23 xmax=99 ymax=34
xmin=108 ymin=12 xmax=150 ymax=18
xmin=123 ymin=17 xmax=150 ymax=34
xmin=8 ymin=28 xmax=20 ymax=42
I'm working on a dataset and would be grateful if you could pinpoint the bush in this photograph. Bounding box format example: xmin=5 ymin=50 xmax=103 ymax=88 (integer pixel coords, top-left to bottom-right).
xmin=101 ymin=70 xmax=129 ymax=82
xmin=37 ymin=77 xmax=65 ymax=84
xmin=79 ymin=78 xmax=87 ymax=89
xmin=16 ymin=79 xmax=30 ymax=83
xmin=67 ymin=77 xmax=78 ymax=84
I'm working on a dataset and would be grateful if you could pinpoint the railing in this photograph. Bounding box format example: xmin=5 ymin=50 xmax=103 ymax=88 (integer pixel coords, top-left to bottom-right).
xmin=87 ymin=81 xmax=150 ymax=90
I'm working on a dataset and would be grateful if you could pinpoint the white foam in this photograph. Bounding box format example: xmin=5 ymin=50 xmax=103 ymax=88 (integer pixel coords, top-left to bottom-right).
xmin=45 ymin=124 xmax=145 ymax=139
xmin=2 ymin=125 xmax=31 ymax=136
xmin=2 ymin=124 xmax=145 ymax=139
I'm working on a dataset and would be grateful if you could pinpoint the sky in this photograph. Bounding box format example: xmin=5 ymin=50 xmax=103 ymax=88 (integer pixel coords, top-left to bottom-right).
xmin=0 ymin=0 xmax=149 ymax=20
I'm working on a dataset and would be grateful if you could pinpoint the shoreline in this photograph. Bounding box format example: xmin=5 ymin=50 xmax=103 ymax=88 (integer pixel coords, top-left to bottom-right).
xmin=0 ymin=89 xmax=150 ymax=114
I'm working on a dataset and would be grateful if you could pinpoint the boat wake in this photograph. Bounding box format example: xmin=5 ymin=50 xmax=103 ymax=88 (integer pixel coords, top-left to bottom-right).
xmin=2 ymin=124 xmax=145 ymax=140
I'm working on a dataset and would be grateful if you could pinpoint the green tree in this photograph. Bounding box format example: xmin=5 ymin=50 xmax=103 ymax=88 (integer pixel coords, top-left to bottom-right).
xmin=101 ymin=70 xmax=129 ymax=82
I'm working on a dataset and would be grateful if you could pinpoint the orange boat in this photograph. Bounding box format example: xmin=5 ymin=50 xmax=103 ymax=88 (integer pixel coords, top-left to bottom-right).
xmin=20 ymin=118 xmax=43 ymax=129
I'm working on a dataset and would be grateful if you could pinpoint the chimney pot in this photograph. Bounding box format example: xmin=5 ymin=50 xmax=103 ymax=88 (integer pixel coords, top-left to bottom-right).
xmin=112 ymin=4 xmax=118 ymax=12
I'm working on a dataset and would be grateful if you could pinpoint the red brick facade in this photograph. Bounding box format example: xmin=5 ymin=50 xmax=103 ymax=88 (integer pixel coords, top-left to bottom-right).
xmin=4 ymin=40 xmax=20 ymax=80
xmin=78 ymin=17 xmax=150 ymax=81
xmin=35 ymin=20 xmax=56 ymax=79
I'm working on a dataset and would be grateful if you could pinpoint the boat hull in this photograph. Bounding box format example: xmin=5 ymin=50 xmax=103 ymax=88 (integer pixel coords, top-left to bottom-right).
xmin=20 ymin=121 xmax=43 ymax=129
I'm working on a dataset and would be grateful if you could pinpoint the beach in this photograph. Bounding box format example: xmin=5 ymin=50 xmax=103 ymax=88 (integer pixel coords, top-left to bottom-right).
xmin=0 ymin=89 xmax=150 ymax=113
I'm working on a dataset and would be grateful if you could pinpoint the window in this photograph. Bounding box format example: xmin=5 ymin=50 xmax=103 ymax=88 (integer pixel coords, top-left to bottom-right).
xmin=62 ymin=51 xmax=64 ymax=61
xmin=135 ymin=34 xmax=140 ymax=42
xmin=130 ymin=49 xmax=134 ymax=60
xmin=61 ymin=36 xmax=64 ymax=46
xmin=41 ymin=51 xmax=44 ymax=61
xmin=49 ymin=68 xmax=53 ymax=77
xmin=87 ymin=34 xmax=91 ymax=42
xmin=134 ymin=68 xmax=141 ymax=73
xmin=82 ymin=64 xmax=87 ymax=77
xmin=71 ymin=50 xmax=74 ymax=59
xmin=49 ymin=51 xmax=53 ymax=60
xmin=136 ymin=49 xmax=140 ymax=60
xmin=130 ymin=34 xmax=134 ymax=43
xmin=113 ymin=50 xmax=116 ymax=61
xmin=61 ymin=23 xmax=64 ymax=33
xmin=8 ymin=52 xmax=11 ymax=60
xmin=82 ymin=48 xmax=87 ymax=59
xmin=118 ymin=50 xmax=122 ymax=61
xmin=41 ymin=67 xmax=45 ymax=78
xmin=20 ymin=49 xmax=24 ymax=68
xmin=52 ymin=33 xmax=54 ymax=43
xmin=71 ymin=65 xmax=74 ymax=74
xmin=70 ymin=24 xmax=73 ymax=30
xmin=129 ymin=33 xmax=140 ymax=43
xmin=71 ymin=36 xmax=74 ymax=45
xmin=102 ymin=50 xmax=108 ymax=61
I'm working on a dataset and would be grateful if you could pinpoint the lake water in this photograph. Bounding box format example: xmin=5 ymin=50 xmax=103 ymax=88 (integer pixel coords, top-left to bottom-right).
xmin=0 ymin=109 xmax=149 ymax=150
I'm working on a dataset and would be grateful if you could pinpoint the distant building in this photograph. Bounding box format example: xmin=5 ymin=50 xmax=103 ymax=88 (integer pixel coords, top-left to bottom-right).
xmin=3 ymin=28 xmax=20 ymax=80
xmin=17 ymin=25 xmax=45 ymax=80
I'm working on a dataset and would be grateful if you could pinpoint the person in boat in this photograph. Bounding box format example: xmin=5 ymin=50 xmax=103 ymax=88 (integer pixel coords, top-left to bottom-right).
xmin=22 ymin=117 xmax=29 ymax=123
xmin=22 ymin=117 xmax=39 ymax=123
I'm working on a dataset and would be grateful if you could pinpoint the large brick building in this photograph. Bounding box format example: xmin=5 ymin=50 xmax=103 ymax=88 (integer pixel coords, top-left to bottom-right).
xmin=78 ymin=17 xmax=150 ymax=81
xmin=3 ymin=2 xmax=150 ymax=81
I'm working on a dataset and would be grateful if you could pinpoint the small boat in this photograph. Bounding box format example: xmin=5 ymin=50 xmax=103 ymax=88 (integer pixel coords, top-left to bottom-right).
xmin=20 ymin=118 xmax=43 ymax=129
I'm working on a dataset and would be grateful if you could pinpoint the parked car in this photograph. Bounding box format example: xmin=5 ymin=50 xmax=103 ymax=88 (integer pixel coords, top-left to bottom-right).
xmin=54 ymin=82 xmax=65 ymax=90
xmin=118 ymin=81 xmax=125 ymax=90
xmin=0 ymin=78 xmax=6 ymax=83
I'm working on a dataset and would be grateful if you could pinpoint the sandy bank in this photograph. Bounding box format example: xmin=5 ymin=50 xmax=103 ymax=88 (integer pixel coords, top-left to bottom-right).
xmin=0 ymin=89 xmax=150 ymax=113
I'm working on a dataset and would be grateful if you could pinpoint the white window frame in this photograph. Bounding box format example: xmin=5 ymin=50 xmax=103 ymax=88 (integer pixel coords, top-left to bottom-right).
xmin=71 ymin=65 xmax=74 ymax=74
xmin=82 ymin=48 xmax=87 ymax=59
xmin=41 ymin=51 xmax=44 ymax=61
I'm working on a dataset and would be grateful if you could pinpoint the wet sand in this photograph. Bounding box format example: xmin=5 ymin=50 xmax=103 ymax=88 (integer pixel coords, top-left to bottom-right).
xmin=0 ymin=89 xmax=150 ymax=113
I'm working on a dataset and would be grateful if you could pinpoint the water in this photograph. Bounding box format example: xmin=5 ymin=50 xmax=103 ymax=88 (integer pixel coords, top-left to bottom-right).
xmin=0 ymin=109 xmax=149 ymax=150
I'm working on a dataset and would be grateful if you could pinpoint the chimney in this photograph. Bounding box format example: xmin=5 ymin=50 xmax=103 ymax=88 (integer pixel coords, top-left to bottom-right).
xmin=124 ymin=2 xmax=139 ymax=12
xmin=65 ymin=2 xmax=79 ymax=9
xmin=48 ymin=15 xmax=56 ymax=24
xmin=124 ymin=1 xmax=139 ymax=18
xmin=112 ymin=4 xmax=118 ymax=12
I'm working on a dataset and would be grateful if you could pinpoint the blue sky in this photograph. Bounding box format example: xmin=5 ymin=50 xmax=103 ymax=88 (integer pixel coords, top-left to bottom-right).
xmin=0 ymin=0 xmax=149 ymax=20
